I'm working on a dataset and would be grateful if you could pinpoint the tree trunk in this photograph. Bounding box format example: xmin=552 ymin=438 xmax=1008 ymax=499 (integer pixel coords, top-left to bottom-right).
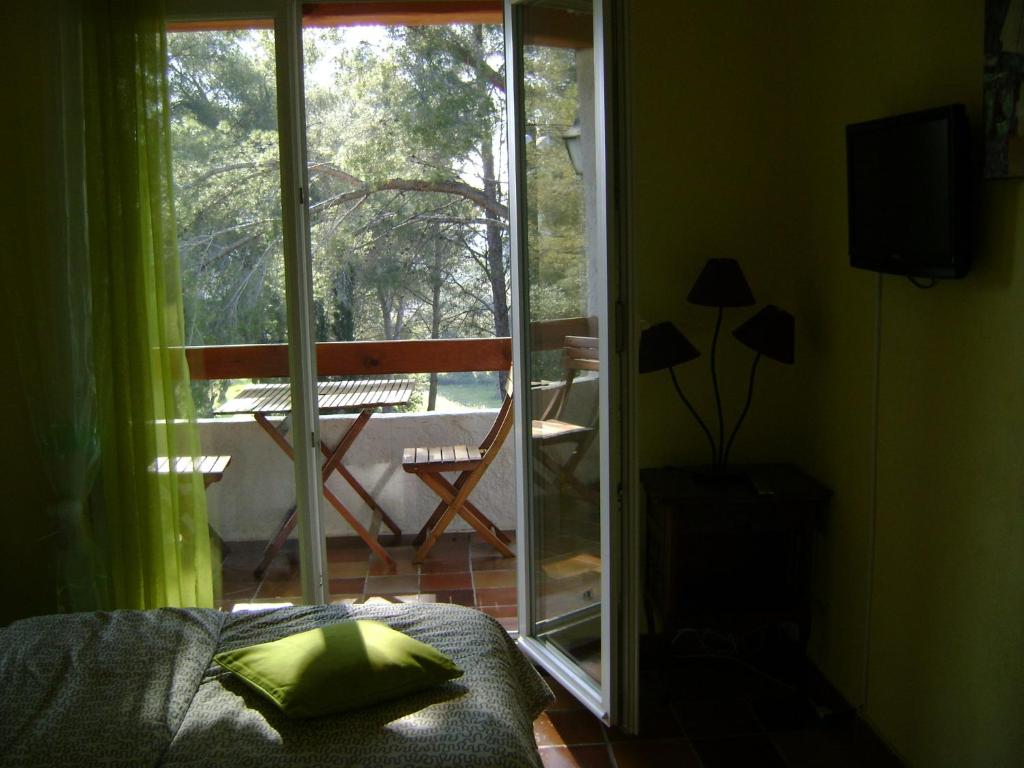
xmin=331 ymin=264 xmax=355 ymax=341
xmin=481 ymin=142 xmax=508 ymax=341
xmin=393 ymin=297 xmax=406 ymax=339
xmin=378 ymin=289 xmax=393 ymax=339
xmin=476 ymin=27 xmax=510 ymax=396
xmin=427 ymin=248 xmax=443 ymax=411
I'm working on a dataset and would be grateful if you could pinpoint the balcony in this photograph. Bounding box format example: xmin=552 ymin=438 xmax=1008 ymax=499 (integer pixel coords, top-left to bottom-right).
xmin=201 ymin=407 xmax=516 ymax=543
xmin=187 ymin=318 xmax=598 ymax=619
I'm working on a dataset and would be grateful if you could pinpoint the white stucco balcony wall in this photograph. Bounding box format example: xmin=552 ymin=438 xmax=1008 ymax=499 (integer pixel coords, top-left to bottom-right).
xmin=198 ymin=410 xmax=512 ymax=542
xmin=197 ymin=376 xmax=598 ymax=543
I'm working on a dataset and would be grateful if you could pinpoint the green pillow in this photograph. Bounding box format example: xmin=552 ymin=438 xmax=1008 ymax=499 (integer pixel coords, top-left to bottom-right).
xmin=213 ymin=619 xmax=463 ymax=718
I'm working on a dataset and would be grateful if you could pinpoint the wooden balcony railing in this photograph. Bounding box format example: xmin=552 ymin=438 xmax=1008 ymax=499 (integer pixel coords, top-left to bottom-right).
xmin=183 ymin=316 xmax=595 ymax=381
xmin=184 ymin=338 xmax=510 ymax=380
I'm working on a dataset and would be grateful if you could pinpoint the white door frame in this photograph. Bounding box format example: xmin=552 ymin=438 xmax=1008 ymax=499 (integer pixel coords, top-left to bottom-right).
xmin=504 ymin=0 xmax=637 ymax=730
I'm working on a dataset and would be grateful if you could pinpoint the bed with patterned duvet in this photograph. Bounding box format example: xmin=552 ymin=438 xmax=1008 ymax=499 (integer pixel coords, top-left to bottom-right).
xmin=0 ymin=602 xmax=552 ymax=767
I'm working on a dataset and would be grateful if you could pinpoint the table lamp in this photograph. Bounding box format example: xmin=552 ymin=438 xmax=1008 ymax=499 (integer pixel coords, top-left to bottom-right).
xmin=687 ymin=259 xmax=755 ymax=470
xmin=638 ymin=321 xmax=717 ymax=468
xmin=640 ymin=259 xmax=795 ymax=478
xmin=723 ymin=304 xmax=795 ymax=468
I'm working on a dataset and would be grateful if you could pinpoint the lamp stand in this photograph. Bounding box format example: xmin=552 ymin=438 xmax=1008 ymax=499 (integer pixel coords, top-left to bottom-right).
xmin=710 ymin=305 xmax=726 ymax=471
xmin=668 ymin=367 xmax=716 ymax=468
xmin=723 ymin=352 xmax=762 ymax=470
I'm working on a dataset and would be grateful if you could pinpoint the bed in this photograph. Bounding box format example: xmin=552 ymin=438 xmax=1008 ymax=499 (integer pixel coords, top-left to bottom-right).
xmin=0 ymin=603 xmax=552 ymax=767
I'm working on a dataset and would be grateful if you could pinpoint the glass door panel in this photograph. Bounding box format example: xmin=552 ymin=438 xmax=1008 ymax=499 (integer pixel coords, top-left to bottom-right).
xmin=168 ymin=22 xmax=303 ymax=608
xmin=299 ymin=3 xmax=514 ymax=604
xmin=508 ymin=0 xmax=611 ymax=713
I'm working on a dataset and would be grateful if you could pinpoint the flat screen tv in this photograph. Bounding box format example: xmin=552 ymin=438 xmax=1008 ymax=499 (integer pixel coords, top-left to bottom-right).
xmin=846 ymin=104 xmax=971 ymax=278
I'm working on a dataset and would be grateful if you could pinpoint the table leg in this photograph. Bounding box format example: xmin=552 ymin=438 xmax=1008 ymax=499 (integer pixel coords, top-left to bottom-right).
xmin=320 ymin=408 xmax=402 ymax=538
xmin=320 ymin=410 xmax=371 ymax=477
xmin=254 ymin=505 xmax=298 ymax=579
xmin=321 ymin=484 xmax=395 ymax=570
xmin=254 ymin=413 xmax=397 ymax=573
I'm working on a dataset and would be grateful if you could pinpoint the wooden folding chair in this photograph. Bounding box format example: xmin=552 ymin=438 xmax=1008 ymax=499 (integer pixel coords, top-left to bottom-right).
xmin=403 ymin=393 xmax=516 ymax=563
xmin=531 ymin=336 xmax=599 ymax=500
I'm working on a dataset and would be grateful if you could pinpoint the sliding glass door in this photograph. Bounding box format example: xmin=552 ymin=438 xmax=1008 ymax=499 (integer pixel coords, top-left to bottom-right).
xmin=505 ymin=0 xmax=636 ymax=728
xmin=168 ymin=1 xmax=636 ymax=730
xmin=166 ymin=0 xmax=326 ymax=606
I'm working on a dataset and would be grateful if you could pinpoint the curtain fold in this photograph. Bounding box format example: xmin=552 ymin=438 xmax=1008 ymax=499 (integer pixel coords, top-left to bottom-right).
xmin=82 ymin=0 xmax=213 ymax=609
xmin=1 ymin=0 xmax=101 ymax=615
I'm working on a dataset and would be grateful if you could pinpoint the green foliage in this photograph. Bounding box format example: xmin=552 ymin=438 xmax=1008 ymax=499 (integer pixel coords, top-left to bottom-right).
xmin=392 ymin=25 xmax=506 ymax=167
xmin=301 ymin=24 xmax=512 ymax=346
xmin=168 ymin=31 xmax=276 ymax=133
xmin=167 ymin=25 xmax=588 ymax=412
xmin=523 ymin=43 xmax=585 ymax=323
xmin=169 ymin=30 xmax=286 ymax=348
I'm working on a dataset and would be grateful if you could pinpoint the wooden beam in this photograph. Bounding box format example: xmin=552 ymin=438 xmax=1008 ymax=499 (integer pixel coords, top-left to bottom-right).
xmin=304 ymin=1 xmax=501 ymax=27
xmin=168 ymin=2 xmax=502 ymax=32
xmin=167 ymin=18 xmax=273 ymax=32
xmin=317 ymin=337 xmax=511 ymax=376
xmin=183 ymin=337 xmax=512 ymax=380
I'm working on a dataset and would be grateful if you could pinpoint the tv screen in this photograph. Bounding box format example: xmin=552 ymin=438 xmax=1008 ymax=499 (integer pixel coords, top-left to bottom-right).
xmin=846 ymin=104 xmax=971 ymax=278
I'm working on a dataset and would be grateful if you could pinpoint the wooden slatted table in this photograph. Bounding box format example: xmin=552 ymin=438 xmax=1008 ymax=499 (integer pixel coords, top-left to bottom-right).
xmin=217 ymin=378 xmax=414 ymax=576
xmin=151 ymin=455 xmax=232 ymax=488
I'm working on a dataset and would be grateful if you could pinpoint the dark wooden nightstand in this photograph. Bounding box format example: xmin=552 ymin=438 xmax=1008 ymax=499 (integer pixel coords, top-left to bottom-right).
xmin=641 ymin=464 xmax=830 ymax=646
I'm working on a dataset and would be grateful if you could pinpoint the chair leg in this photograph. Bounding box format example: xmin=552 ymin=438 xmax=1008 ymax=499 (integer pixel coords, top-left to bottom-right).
xmin=458 ymin=503 xmax=515 ymax=555
xmin=414 ymin=475 xmax=468 ymax=563
xmin=537 ymin=435 xmax=599 ymax=503
xmin=413 ymin=474 xmax=512 ymax=546
xmin=413 ymin=497 xmax=451 ymax=547
xmin=561 ymin=443 xmax=600 ymax=503
xmin=461 ymin=499 xmax=513 ymax=544
xmin=414 ymin=472 xmax=514 ymax=562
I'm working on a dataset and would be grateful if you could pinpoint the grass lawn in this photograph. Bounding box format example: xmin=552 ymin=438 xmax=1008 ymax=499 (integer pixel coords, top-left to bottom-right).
xmin=432 ymin=378 xmax=503 ymax=412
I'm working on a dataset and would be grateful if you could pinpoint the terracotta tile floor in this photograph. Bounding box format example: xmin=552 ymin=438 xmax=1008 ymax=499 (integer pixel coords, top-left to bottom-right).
xmin=218 ymin=531 xmax=519 ymax=631
xmin=220 ymin=534 xmax=903 ymax=767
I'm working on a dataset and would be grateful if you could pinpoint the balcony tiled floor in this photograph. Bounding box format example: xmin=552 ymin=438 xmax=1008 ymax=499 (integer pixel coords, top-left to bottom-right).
xmin=219 ymin=531 xmax=520 ymax=631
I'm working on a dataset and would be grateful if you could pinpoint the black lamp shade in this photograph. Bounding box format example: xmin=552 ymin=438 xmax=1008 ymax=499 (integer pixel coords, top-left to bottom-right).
xmin=639 ymin=321 xmax=701 ymax=373
xmin=732 ymin=304 xmax=795 ymax=364
xmin=687 ymin=258 xmax=756 ymax=307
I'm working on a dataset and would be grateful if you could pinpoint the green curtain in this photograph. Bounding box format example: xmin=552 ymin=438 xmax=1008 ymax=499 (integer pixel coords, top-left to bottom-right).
xmin=0 ymin=1 xmax=101 ymax=617
xmin=82 ymin=0 xmax=213 ymax=609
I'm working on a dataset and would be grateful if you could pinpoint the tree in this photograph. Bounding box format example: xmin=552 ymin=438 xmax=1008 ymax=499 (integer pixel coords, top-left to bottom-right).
xmin=303 ymin=24 xmax=511 ymax=349
xmin=168 ymin=30 xmax=286 ymax=349
xmin=167 ymin=23 xmax=586 ymax=411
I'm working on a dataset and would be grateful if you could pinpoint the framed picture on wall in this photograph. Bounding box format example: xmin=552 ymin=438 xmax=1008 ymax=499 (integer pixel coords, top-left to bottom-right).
xmin=984 ymin=0 xmax=1024 ymax=178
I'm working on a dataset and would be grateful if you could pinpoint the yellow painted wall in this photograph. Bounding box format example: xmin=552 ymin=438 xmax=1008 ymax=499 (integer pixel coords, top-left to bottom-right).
xmin=629 ymin=2 xmax=809 ymax=469
xmin=796 ymin=2 xmax=1024 ymax=765
xmin=631 ymin=1 xmax=1023 ymax=765
xmin=629 ymin=0 xmax=879 ymax=730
